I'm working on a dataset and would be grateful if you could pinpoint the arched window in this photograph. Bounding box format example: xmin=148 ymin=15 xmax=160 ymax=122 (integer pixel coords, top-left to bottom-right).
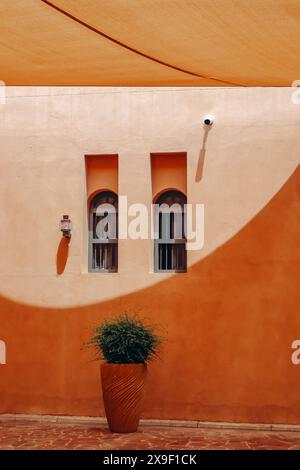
xmin=154 ymin=190 xmax=187 ymax=273
xmin=89 ymin=191 xmax=118 ymax=272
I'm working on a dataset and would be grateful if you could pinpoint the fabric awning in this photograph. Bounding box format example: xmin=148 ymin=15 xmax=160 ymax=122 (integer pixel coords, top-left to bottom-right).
xmin=0 ymin=0 xmax=299 ymax=86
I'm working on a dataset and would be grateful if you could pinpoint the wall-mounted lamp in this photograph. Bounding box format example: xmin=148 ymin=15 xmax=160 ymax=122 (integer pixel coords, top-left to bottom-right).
xmin=60 ymin=215 xmax=72 ymax=238
xmin=203 ymin=115 xmax=214 ymax=126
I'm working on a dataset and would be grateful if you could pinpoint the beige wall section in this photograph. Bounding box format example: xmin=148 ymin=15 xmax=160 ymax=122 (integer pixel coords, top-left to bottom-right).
xmin=0 ymin=87 xmax=298 ymax=308
xmin=151 ymin=152 xmax=187 ymax=200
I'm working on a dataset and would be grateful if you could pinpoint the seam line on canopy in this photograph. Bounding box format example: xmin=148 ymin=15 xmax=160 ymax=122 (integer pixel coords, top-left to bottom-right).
xmin=40 ymin=0 xmax=244 ymax=87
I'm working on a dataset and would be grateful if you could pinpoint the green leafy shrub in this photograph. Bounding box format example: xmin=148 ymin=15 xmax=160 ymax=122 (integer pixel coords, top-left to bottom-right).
xmin=88 ymin=313 xmax=161 ymax=364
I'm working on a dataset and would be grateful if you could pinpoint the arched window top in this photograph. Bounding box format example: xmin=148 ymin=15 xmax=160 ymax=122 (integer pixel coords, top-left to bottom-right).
xmin=90 ymin=191 xmax=118 ymax=212
xmin=155 ymin=190 xmax=186 ymax=207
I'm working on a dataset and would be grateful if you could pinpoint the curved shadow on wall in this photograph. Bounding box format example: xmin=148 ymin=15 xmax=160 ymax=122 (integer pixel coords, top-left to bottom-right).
xmin=0 ymin=166 xmax=299 ymax=423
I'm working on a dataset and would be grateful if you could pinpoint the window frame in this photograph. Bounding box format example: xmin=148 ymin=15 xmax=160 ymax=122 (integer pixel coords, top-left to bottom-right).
xmin=154 ymin=190 xmax=187 ymax=273
xmin=88 ymin=191 xmax=118 ymax=273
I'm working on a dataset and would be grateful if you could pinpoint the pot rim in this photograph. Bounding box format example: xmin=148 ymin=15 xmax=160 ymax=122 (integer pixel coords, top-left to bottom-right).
xmin=101 ymin=362 xmax=147 ymax=366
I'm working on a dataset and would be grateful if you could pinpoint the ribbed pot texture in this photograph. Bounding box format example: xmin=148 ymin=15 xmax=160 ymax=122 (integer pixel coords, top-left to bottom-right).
xmin=101 ymin=363 xmax=147 ymax=433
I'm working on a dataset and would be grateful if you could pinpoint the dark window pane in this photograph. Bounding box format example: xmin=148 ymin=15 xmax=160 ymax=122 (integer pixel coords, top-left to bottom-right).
xmin=170 ymin=212 xmax=174 ymax=239
xmin=174 ymin=212 xmax=183 ymax=239
xmin=159 ymin=212 xmax=162 ymax=239
xmin=92 ymin=243 xmax=117 ymax=272
xmin=157 ymin=243 xmax=186 ymax=271
xmin=164 ymin=213 xmax=171 ymax=239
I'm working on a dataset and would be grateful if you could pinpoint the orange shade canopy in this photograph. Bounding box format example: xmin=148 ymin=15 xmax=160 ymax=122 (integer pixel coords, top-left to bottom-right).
xmin=1 ymin=0 xmax=299 ymax=86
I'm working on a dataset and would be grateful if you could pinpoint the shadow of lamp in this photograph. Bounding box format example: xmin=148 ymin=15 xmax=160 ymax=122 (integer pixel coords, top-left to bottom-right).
xmin=195 ymin=115 xmax=214 ymax=183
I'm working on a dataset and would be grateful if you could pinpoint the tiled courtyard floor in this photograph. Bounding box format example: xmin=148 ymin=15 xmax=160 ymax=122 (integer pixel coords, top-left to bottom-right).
xmin=0 ymin=419 xmax=300 ymax=450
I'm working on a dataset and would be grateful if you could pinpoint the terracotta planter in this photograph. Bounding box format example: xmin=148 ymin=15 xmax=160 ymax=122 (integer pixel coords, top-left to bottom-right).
xmin=101 ymin=363 xmax=147 ymax=433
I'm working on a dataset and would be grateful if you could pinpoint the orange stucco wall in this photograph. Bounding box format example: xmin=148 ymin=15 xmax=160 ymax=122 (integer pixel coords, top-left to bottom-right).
xmin=0 ymin=87 xmax=299 ymax=423
xmin=85 ymin=154 xmax=118 ymax=200
xmin=151 ymin=152 xmax=187 ymax=199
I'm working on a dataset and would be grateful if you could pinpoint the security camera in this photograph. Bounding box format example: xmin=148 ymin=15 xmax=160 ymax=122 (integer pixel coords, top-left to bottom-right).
xmin=203 ymin=115 xmax=214 ymax=126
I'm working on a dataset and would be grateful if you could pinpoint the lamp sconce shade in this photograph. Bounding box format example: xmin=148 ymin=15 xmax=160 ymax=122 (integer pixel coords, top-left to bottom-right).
xmin=60 ymin=215 xmax=72 ymax=238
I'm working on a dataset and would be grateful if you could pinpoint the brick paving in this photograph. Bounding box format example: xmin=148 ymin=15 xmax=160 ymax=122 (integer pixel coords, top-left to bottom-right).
xmin=0 ymin=419 xmax=300 ymax=450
